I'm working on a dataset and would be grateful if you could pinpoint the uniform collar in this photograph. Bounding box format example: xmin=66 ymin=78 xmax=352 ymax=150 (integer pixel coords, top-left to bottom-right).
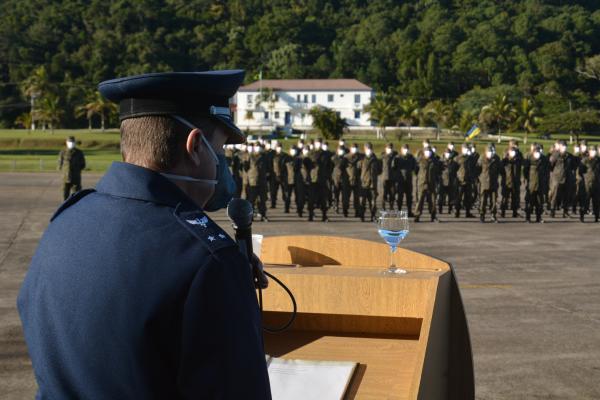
xmin=96 ymin=162 xmax=197 ymax=208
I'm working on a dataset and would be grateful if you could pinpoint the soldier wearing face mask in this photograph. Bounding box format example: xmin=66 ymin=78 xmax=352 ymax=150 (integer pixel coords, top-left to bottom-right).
xmin=359 ymin=143 xmax=380 ymax=222
xmin=244 ymin=144 xmax=269 ymax=221
xmin=396 ymin=144 xmax=416 ymax=216
xmin=468 ymin=143 xmax=480 ymax=207
xmin=523 ymin=143 xmax=547 ymax=222
xmin=286 ymin=147 xmax=305 ymax=216
xmin=300 ymin=146 xmax=313 ymax=218
xmin=346 ymin=143 xmax=363 ymax=217
xmin=501 ymin=140 xmax=523 ymax=218
xmin=571 ymin=143 xmax=583 ymax=215
xmin=437 ymin=146 xmax=458 ymax=215
xmin=381 ymin=143 xmax=398 ymax=210
xmin=549 ymin=140 xmax=574 ymax=218
xmin=58 ymin=136 xmax=86 ymax=200
xmin=270 ymin=142 xmax=287 ymax=210
xmin=454 ymin=144 xmax=474 ymax=218
xmin=476 ymin=144 xmax=504 ymax=222
xmin=332 ymin=146 xmax=350 ymax=216
xmin=578 ymin=145 xmax=600 ymax=222
xmin=414 ymin=146 xmax=440 ymax=222
xmin=306 ymin=138 xmax=331 ymax=222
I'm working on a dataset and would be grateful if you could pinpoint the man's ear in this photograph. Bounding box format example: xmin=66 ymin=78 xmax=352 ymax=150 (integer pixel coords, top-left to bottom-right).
xmin=185 ymin=128 xmax=204 ymax=166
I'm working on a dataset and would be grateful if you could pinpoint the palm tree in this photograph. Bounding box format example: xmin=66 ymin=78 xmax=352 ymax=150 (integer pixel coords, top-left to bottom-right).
xmin=86 ymin=91 xmax=117 ymax=131
xmin=513 ymin=98 xmax=539 ymax=144
xmin=38 ymin=94 xmax=63 ymax=134
xmin=14 ymin=113 xmax=32 ymax=129
xmin=479 ymin=95 xmax=516 ymax=137
xmin=75 ymin=90 xmax=98 ymax=131
xmin=20 ymin=66 xmax=51 ymax=131
xmin=424 ymin=100 xmax=455 ymax=140
xmin=396 ymin=98 xmax=419 ymax=139
xmin=459 ymin=110 xmax=479 ymax=133
xmin=364 ymin=94 xmax=394 ymax=139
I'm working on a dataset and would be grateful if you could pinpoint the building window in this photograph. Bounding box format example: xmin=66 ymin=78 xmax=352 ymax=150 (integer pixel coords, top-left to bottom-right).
xmin=274 ymin=94 xmax=279 ymax=102
xmin=328 ymin=94 xmax=334 ymax=102
xmin=312 ymin=94 xmax=316 ymax=103
xmin=247 ymin=94 xmax=253 ymax=103
xmin=296 ymin=94 xmax=301 ymax=102
xmin=275 ymin=111 xmax=280 ymax=119
xmin=354 ymin=94 xmax=360 ymax=103
xmin=264 ymin=111 xmax=269 ymax=119
xmin=302 ymin=94 xmax=307 ymax=103
xmin=354 ymin=111 xmax=361 ymax=119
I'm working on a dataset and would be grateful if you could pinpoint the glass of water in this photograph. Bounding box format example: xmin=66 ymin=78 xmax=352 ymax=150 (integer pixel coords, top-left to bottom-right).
xmin=375 ymin=210 xmax=409 ymax=275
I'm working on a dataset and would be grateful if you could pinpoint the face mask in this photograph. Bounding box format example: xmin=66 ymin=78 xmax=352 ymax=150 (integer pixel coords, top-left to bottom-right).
xmin=314 ymin=142 xmax=322 ymax=150
xmin=339 ymin=141 xmax=345 ymax=146
xmin=385 ymin=148 xmax=392 ymax=155
xmin=290 ymin=149 xmax=297 ymax=156
xmin=337 ymin=149 xmax=344 ymax=156
xmin=298 ymin=143 xmax=304 ymax=149
xmin=365 ymin=149 xmax=373 ymax=156
xmin=444 ymin=152 xmax=450 ymax=159
xmin=486 ymin=151 xmax=493 ymax=159
xmin=574 ymin=147 xmax=580 ymax=155
xmin=554 ymin=143 xmax=560 ymax=151
xmin=424 ymin=150 xmax=431 ymax=158
xmin=462 ymin=148 xmax=469 ymax=155
xmin=423 ymin=143 xmax=429 ymax=148
xmin=265 ymin=143 xmax=271 ymax=150
xmin=161 ymin=115 xmax=236 ymax=212
xmin=448 ymin=144 xmax=454 ymax=151
xmin=401 ymin=148 xmax=408 ymax=155
xmin=302 ymin=149 xmax=309 ymax=156
xmin=589 ymin=150 xmax=597 ymax=158
xmin=276 ymin=147 xmax=282 ymax=154
xmin=467 ymin=150 xmax=473 ymax=155
xmin=509 ymin=150 xmax=516 ymax=158
xmin=66 ymin=141 xmax=75 ymax=149
xmin=431 ymin=147 xmax=437 ymax=153
xmin=322 ymin=144 xmax=328 ymax=151
xmin=533 ymin=151 xmax=541 ymax=160
xmin=559 ymin=146 xmax=566 ymax=154
xmin=581 ymin=145 xmax=587 ymax=153
xmin=351 ymin=147 xmax=358 ymax=154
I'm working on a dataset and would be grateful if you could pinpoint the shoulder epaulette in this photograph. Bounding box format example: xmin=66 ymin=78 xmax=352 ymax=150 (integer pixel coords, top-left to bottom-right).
xmin=173 ymin=205 xmax=237 ymax=254
xmin=51 ymin=189 xmax=96 ymax=221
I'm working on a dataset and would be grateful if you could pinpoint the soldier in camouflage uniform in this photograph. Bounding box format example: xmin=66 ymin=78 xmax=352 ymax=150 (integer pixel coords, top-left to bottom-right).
xmin=359 ymin=143 xmax=380 ymax=222
xmin=549 ymin=140 xmax=574 ymax=218
xmin=271 ymin=142 xmax=288 ymax=210
xmin=523 ymin=144 xmax=547 ymax=223
xmin=245 ymin=144 xmax=269 ymax=221
xmin=58 ymin=136 xmax=86 ymax=200
xmin=332 ymin=146 xmax=350 ymax=217
xmin=414 ymin=147 xmax=439 ymax=223
xmin=346 ymin=143 xmax=363 ymax=217
xmin=578 ymin=145 xmax=600 ymax=223
xmin=396 ymin=144 xmax=416 ymax=216
xmin=500 ymin=140 xmax=522 ymax=218
xmin=476 ymin=144 xmax=504 ymax=223
xmin=381 ymin=143 xmax=398 ymax=210
xmin=454 ymin=144 xmax=474 ymax=218
xmin=437 ymin=147 xmax=457 ymax=214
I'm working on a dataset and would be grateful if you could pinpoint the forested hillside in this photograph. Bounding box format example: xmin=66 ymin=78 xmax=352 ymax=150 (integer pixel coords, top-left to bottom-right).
xmin=1 ymin=0 xmax=599 ymax=129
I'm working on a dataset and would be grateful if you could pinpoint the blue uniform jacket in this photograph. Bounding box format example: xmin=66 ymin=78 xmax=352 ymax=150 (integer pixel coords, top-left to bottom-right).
xmin=18 ymin=162 xmax=271 ymax=399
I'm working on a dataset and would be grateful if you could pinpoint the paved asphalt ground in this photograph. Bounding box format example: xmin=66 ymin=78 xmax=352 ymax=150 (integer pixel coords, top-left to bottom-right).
xmin=1 ymin=172 xmax=599 ymax=399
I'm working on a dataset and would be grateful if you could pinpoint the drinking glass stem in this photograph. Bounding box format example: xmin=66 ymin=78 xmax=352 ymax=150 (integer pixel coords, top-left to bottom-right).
xmin=389 ymin=246 xmax=397 ymax=272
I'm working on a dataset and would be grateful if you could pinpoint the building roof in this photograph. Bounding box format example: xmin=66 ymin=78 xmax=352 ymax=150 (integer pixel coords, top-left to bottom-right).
xmin=238 ymin=79 xmax=372 ymax=92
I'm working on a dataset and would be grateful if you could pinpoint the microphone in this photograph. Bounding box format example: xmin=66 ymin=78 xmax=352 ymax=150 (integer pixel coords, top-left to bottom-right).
xmin=227 ymin=198 xmax=254 ymax=260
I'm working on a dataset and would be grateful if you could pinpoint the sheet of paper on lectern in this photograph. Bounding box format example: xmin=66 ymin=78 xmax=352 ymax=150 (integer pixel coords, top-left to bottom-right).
xmin=266 ymin=355 xmax=357 ymax=400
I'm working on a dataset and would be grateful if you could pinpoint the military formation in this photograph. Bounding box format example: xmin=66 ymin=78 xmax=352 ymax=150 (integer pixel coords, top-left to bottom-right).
xmin=225 ymin=137 xmax=600 ymax=223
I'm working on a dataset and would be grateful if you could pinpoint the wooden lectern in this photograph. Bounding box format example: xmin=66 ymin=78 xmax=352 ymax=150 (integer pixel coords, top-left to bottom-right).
xmin=259 ymin=236 xmax=474 ymax=400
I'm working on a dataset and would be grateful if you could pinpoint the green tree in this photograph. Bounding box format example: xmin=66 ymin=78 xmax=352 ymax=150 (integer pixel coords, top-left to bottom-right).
xmin=20 ymin=66 xmax=51 ymax=130
xmin=513 ymin=98 xmax=540 ymax=144
xmin=38 ymin=94 xmax=63 ymax=134
xmin=88 ymin=91 xmax=117 ymax=131
xmin=364 ymin=94 xmax=394 ymax=139
xmin=309 ymin=106 xmax=347 ymax=140
xmin=479 ymin=95 xmax=516 ymax=135
xmin=396 ymin=98 xmax=420 ymax=139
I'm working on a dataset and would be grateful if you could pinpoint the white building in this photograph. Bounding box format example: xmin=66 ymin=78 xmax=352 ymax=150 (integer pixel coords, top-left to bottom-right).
xmin=233 ymin=79 xmax=374 ymax=131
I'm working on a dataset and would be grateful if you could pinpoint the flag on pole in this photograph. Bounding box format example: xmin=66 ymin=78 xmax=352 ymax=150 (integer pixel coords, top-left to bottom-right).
xmin=465 ymin=124 xmax=481 ymax=140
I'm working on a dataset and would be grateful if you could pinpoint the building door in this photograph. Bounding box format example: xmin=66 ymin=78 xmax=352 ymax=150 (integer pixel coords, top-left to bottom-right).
xmin=284 ymin=112 xmax=291 ymax=125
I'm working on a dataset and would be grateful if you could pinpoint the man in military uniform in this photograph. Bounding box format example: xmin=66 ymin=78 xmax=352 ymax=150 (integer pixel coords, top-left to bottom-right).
xmin=468 ymin=143 xmax=480 ymax=208
xmin=414 ymin=146 xmax=439 ymax=222
xmin=306 ymin=138 xmax=331 ymax=221
xmin=500 ymin=140 xmax=522 ymax=218
xmin=454 ymin=144 xmax=474 ymax=218
xmin=332 ymin=145 xmax=350 ymax=217
xmin=549 ymin=140 xmax=574 ymax=218
xmin=246 ymin=144 xmax=270 ymax=221
xmin=523 ymin=144 xmax=547 ymax=223
xmin=284 ymin=147 xmax=301 ymax=215
xmin=397 ymin=144 xmax=416 ymax=216
xmin=476 ymin=144 xmax=504 ymax=222
xmin=381 ymin=143 xmax=398 ymax=210
xmin=18 ymin=71 xmax=271 ymax=399
xmin=578 ymin=145 xmax=600 ymax=222
xmin=271 ymin=142 xmax=288 ymax=211
xmin=346 ymin=143 xmax=363 ymax=217
xmin=437 ymin=147 xmax=457 ymax=214
xmin=58 ymin=136 xmax=86 ymax=200
xmin=358 ymin=143 xmax=380 ymax=222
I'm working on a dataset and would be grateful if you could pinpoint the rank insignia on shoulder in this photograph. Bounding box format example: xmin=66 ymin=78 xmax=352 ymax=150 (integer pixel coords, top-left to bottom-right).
xmin=174 ymin=208 xmax=235 ymax=253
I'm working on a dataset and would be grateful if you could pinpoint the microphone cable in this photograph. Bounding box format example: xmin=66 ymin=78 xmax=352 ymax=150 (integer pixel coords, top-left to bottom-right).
xmin=257 ymin=270 xmax=297 ymax=333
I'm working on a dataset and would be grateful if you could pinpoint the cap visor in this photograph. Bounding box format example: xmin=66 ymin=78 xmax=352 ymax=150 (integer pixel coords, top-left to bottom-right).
xmin=213 ymin=115 xmax=245 ymax=144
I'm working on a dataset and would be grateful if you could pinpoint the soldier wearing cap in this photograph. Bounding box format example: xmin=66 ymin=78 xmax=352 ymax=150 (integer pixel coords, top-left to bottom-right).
xmin=359 ymin=142 xmax=380 ymax=222
xmin=500 ymin=140 xmax=522 ymax=218
xmin=332 ymin=145 xmax=350 ymax=216
xmin=414 ymin=145 xmax=440 ymax=222
xmin=396 ymin=144 xmax=416 ymax=216
xmin=346 ymin=143 xmax=363 ymax=217
xmin=476 ymin=144 xmax=504 ymax=222
xmin=380 ymin=143 xmax=398 ymax=210
xmin=578 ymin=145 xmax=600 ymax=222
xmin=58 ymin=136 xmax=86 ymax=200
xmin=18 ymin=70 xmax=271 ymax=399
xmin=549 ymin=140 xmax=574 ymax=217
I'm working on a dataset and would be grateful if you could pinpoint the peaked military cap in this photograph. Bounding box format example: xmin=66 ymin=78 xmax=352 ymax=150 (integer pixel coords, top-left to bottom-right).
xmin=98 ymin=70 xmax=246 ymax=144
